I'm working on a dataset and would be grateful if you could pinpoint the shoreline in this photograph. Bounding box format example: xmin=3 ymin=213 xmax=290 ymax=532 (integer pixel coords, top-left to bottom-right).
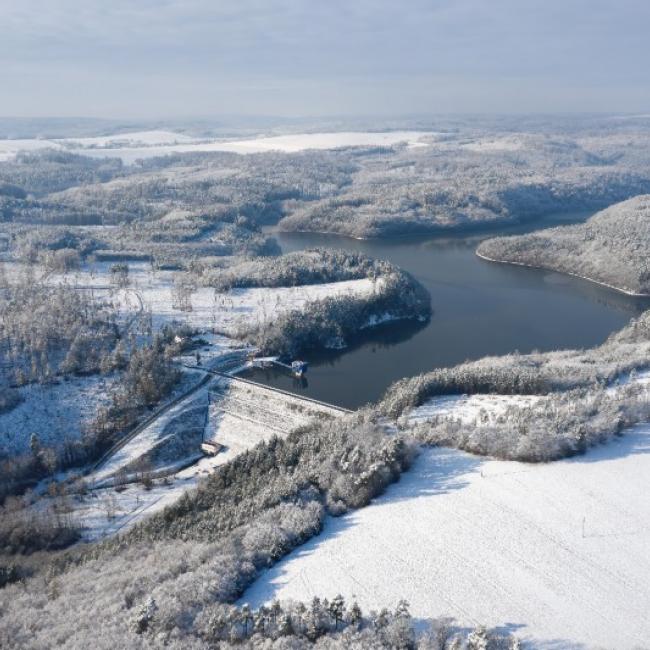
xmin=475 ymin=250 xmax=650 ymax=298
xmin=267 ymin=209 xmax=595 ymax=245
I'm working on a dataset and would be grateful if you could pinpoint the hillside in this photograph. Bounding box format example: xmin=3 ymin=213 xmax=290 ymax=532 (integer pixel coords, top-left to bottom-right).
xmin=477 ymin=195 xmax=650 ymax=295
xmin=276 ymin=130 xmax=650 ymax=238
xmin=6 ymin=119 xmax=650 ymax=243
xmin=2 ymin=311 xmax=649 ymax=648
xmin=243 ymin=423 xmax=650 ymax=649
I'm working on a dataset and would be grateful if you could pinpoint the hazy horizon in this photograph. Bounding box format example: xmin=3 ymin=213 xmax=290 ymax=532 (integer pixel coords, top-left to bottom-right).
xmin=2 ymin=0 xmax=650 ymax=119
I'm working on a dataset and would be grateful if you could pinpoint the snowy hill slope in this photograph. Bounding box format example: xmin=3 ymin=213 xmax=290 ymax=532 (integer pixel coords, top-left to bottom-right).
xmin=243 ymin=422 xmax=650 ymax=648
xmin=478 ymin=194 xmax=650 ymax=295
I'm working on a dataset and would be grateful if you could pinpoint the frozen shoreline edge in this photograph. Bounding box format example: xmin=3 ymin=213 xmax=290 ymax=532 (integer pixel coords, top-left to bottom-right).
xmin=475 ymin=250 xmax=650 ymax=298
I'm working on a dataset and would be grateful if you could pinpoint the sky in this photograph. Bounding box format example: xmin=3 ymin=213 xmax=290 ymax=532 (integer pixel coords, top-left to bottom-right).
xmin=1 ymin=0 xmax=650 ymax=118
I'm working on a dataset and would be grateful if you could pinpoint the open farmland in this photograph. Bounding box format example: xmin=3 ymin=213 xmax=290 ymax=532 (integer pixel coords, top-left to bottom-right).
xmin=243 ymin=420 xmax=650 ymax=648
xmin=35 ymin=261 xmax=380 ymax=334
xmin=0 ymin=129 xmax=435 ymax=163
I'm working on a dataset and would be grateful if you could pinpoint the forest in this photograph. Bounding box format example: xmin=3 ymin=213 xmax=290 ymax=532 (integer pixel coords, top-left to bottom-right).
xmin=242 ymin=268 xmax=429 ymax=357
xmin=409 ymin=380 xmax=650 ymax=462
xmin=200 ymin=249 xmax=394 ymax=292
xmin=276 ymin=129 xmax=650 ymax=238
xmin=5 ymin=119 xmax=650 ymax=257
xmin=477 ymin=194 xmax=650 ymax=295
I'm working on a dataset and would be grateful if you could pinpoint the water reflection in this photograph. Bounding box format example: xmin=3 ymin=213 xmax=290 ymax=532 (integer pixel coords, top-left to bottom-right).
xmin=247 ymin=215 xmax=650 ymax=408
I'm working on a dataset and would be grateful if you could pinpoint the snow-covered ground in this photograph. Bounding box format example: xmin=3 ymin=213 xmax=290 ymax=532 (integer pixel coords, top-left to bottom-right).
xmin=1 ymin=258 xmax=369 ymax=533
xmin=145 ymin=278 xmax=377 ymax=334
xmin=407 ymin=393 xmax=542 ymax=426
xmin=0 ymin=130 xmax=197 ymax=161
xmin=69 ymin=411 xmax=296 ymax=539
xmin=42 ymin=261 xmax=378 ymax=334
xmin=91 ymin=372 xmax=343 ymax=485
xmin=243 ymin=422 xmax=650 ymax=649
xmin=460 ymin=135 xmax=527 ymax=152
xmin=4 ymin=258 xmax=378 ymax=337
xmin=176 ymin=332 xmax=245 ymax=369
xmin=0 ymin=130 xmax=436 ymax=164
xmin=0 ymin=374 xmax=116 ymax=457
xmin=0 ymin=365 xmax=212 ymax=461
xmin=405 ymin=369 xmax=650 ymax=428
xmin=91 ymin=373 xmax=208 ymax=486
xmin=58 ymin=130 xmax=198 ymax=149
xmin=191 ymin=131 xmax=435 ymax=153
xmin=72 ymin=433 xmax=244 ymax=541
xmin=0 ymin=138 xmax=63 ymax=161
xmin=75 ymin=130 xmax=436 ymax=163
xmin=613 ymin=368 xmax=650 ymax=389
xmin=56 ymin=461 xmax=213 ymax=541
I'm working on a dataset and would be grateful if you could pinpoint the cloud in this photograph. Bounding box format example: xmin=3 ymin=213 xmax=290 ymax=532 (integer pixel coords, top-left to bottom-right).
xmin=1 ymin=0 xmax=649 ymax=117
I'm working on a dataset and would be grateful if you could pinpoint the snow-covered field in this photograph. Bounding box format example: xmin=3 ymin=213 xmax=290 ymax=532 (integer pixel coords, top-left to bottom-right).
xmin=243 ymin=422 xmax=650 ymax=649
xmin=407 ymin=393 xmax=542 ymax=426
xmin=145 ymin=278 xmax=377 ymax=334
xmin=0 ymin=138 xmax=64 ymax=161
xmin=0 ymin=374 xmax=116 ymax=457
xmin=59 ymin=130 xmax=198 ymax=149
xmin=0 ymin=130 xmax=436 ymax=164
xmin=404 ymin=369 xmax=650 ymax=429
xmin=44 ymin=261 xmax=378 ymax=334
xmin=190 ymin=131 xmax=435 ymax=154
xmin=75 ymin=130 xmax=436 ymax=163
xmin=4 ymin=259 xmax=377 ymax=336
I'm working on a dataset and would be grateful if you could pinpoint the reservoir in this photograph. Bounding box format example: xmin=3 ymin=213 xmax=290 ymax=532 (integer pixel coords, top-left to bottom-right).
xmin=242 ymin=214 xmax=650 ymax=408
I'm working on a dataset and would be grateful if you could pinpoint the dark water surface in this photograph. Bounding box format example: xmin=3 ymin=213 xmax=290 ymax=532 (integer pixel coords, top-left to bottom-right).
xmin=242 ymin=214 xmax=650 ymax=408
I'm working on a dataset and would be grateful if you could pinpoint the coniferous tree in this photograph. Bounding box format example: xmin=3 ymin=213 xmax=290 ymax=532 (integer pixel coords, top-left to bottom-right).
xmin=329 ymin=594 xmax=345 ymax=629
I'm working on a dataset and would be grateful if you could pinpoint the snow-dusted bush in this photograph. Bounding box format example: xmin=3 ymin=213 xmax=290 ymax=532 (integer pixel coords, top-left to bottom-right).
xmin=12 ymin=228 xmax=101 ymax=263
xmin=0 ymin=491 xmax=80 ymax=554
xmin=0 ymin=388 xmax=21 ymax=415
xmin=192 ymin=598 xmax=517 ymax=648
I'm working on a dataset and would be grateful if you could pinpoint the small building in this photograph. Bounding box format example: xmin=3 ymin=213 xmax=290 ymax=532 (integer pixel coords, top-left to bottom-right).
xmin=291 ymin=360 xmax=308 ymax=377
xmin=201 ymin=441 xmax=223 ymax=456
